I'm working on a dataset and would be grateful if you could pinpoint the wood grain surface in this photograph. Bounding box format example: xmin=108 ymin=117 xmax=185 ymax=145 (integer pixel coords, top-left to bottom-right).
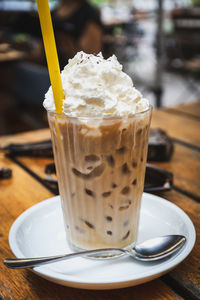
xmin=153 ymin=143 xmax=200 ymax=198
xmin=0 ymin=102 xmax=200 ymax=300
xmin=151 ymin=109 xmax=200 ymax=148
xmin=167 ymin=101 xmax=200 ymax=119
xmin=0 ymin=128 xmax=51 ymax=148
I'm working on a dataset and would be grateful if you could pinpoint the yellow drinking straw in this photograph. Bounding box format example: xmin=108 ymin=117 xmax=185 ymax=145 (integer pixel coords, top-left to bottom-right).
xmin=36 ymin=0 xmax=64 ymax=114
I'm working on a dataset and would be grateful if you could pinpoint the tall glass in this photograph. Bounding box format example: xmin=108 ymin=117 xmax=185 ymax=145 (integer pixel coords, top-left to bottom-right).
xmin=48 ymin=107 xmax=152 ymax=256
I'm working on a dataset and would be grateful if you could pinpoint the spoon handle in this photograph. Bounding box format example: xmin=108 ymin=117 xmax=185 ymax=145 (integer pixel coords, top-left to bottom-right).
xmin=4 ymin=248 xmax=123 ymax=269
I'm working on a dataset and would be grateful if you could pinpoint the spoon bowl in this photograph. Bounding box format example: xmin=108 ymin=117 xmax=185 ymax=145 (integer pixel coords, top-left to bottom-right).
xmin=128 ymin=235 xmax=186 ymax=261
xmin=4 ymin=235 xmax=186 ymax=269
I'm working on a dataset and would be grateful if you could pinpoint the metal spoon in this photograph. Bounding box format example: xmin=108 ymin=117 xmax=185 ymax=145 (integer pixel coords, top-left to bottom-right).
xmin=4 ymin=235 xmax=186 ymax=269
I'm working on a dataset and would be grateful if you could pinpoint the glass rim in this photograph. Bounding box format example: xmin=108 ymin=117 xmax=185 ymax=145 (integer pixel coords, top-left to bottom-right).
xmin=47 ymin=105 xmax=152 ymax=121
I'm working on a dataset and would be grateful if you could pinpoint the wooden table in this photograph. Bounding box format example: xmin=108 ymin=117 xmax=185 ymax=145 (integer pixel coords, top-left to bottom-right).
xmin=0 ymin=102 xmax=199 ymax=300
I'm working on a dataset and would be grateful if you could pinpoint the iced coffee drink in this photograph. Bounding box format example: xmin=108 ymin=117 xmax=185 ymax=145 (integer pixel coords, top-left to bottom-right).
xmin=44 ymin=52 xmax=151 ymax=253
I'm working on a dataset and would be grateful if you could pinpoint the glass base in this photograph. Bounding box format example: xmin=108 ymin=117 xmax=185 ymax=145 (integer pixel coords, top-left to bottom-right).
xmin=69 ymin=242 xmax=133 ymax=259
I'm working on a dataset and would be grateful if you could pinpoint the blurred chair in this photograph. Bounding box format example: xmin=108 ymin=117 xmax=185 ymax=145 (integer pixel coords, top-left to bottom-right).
xmin=13 ymin=62 xmax=50 ymax=107
xmin=12 ymin=62 xmax=50 ymax=129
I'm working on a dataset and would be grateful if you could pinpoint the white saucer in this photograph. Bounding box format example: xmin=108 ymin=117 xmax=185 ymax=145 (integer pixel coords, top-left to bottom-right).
xmin=9 ymin=193 xmax=196 ymax=290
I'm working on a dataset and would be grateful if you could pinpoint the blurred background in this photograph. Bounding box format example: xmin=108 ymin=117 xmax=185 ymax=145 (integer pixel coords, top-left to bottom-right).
xmin=0 ymin=0 xmax=199 ymax=135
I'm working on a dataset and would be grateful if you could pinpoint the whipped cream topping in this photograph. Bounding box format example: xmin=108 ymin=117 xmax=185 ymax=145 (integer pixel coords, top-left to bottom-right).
xmin=44 ymin=51 xmax=149 ymax=117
